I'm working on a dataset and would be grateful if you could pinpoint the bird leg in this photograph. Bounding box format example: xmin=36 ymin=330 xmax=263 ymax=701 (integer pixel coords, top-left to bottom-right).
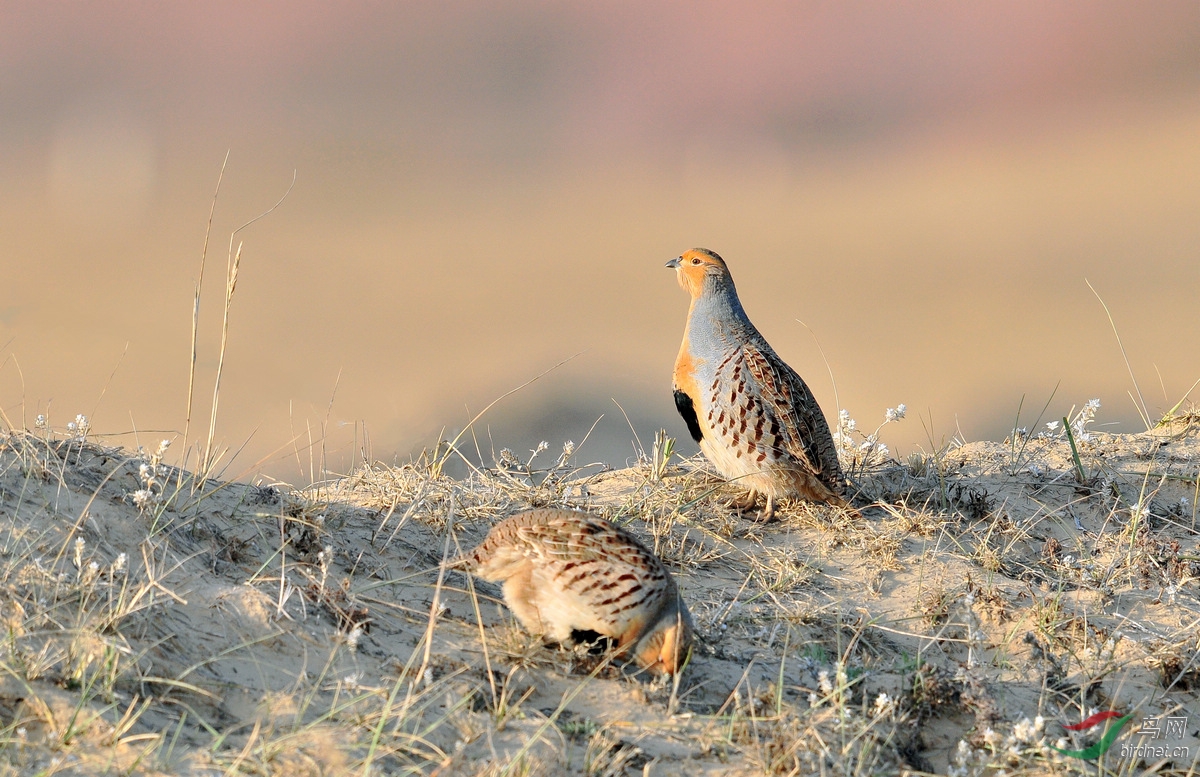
xmin=725 ymin=489 xmax=759 ymax=514
xmin=760 ymin=494 xmax=777 ymax=522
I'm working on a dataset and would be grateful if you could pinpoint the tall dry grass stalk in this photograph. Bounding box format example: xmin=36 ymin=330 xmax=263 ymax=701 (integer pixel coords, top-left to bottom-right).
xmin=188 ymin=166 xmax=295 ymax=480
xmin=1087 ymin=278 xmax=1152 ymax=430
xmin=181 ymin=151 xmax=228 ymax=487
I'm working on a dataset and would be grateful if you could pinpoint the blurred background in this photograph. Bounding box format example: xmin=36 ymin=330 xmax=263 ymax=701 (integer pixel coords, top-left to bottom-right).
xmin=2 ymin=1 xmax=1199 ymax=483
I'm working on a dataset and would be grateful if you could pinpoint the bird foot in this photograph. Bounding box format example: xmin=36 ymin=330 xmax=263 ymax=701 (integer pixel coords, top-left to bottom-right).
xmin=723 ymin=491 xmax=759 ymax=514
xmin=724 ymin=492 xmax=780 ymax=522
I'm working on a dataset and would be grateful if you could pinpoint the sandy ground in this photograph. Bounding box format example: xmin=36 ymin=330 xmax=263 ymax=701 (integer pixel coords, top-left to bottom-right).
xmin=0 ymin=415 xmax=1197 ymax=775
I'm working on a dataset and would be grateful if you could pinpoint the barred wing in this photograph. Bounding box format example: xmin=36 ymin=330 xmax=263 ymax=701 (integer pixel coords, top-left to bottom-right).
xmin=738 ymin=343 xmax=845 ymax=494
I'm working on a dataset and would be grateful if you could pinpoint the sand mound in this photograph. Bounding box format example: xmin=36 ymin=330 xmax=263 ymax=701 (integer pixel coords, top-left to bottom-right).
xmin=0 ymin=419 xmax=1197 ymax=775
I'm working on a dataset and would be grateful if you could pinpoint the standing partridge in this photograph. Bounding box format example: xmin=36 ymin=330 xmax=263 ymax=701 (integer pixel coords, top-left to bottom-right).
xmin=453 ymin=508 xmax=694 ymax=676
xmin=667 ymin=248 xmax=849 ymax=520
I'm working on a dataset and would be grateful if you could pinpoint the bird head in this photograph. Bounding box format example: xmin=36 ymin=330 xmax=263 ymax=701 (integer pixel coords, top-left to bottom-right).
xmin=632 ymin=599 xmax=696 ymax=677
xmin=665 ymin=247 xmax=731 ymax=299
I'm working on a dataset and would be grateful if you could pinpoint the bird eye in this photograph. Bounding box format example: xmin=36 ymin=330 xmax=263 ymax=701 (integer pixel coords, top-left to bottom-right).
xmin=690 ymin=257 xmax=702 ymax=265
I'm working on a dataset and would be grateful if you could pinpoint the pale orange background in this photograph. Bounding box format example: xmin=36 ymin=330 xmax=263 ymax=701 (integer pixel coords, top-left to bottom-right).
xmin=2 ymin=2 xmax=1199 ymax=483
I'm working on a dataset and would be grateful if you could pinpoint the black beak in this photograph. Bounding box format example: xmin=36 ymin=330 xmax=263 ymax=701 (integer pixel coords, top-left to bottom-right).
xmin=665 ymin=257 xmax=681 ymax=269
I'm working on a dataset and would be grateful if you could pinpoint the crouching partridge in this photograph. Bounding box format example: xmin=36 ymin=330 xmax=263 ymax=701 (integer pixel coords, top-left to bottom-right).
xmin=453 ymin=508 xmax=694 ymax=676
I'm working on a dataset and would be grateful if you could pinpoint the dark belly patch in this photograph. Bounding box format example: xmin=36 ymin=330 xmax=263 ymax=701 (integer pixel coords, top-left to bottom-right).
xmin=674 ymin=389 xmax=703 ymax=443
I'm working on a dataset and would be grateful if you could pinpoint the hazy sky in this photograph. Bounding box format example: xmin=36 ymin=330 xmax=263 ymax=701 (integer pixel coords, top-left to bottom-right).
xmin=2 ymin=3 xmax=1199 ymax=481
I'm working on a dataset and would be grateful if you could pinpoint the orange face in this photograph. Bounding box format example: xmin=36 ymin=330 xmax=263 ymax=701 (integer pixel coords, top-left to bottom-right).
xmin=666 ymin=247 xmax=730 ymax=298
xmin=633 ymin=613 xmax=695 ymax=676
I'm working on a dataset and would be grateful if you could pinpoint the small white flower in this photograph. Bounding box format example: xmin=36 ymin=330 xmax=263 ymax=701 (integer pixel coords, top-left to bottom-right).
xmin=1046 ymin=420 xmax=1060 ymax=431
xmin=34 ymin=414 xmax=46 ymax=428
xmin=346 ymin=625 xmax=363 ymax=651
xmin=132 ymin=489 xmax=155 ymax=510
xmin=1068 ymin=398 xmax=1101 ymax=441
xmin=1011 ymin=717 xmax=1034 ymax=742
xmin=885 ymin=404 xmax=907 ymax=422
xmin=112 ymin=553 xmax=127 ymax=573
